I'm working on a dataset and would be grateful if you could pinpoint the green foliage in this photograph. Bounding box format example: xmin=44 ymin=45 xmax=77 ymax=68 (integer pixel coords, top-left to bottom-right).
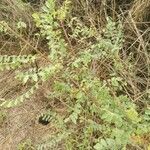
xmin=0 ymin=54 xmax=39 ymax=107
xmin=17 ymin=20 xmax=27 ymax=29
xmin=32 ymin=0 xmax=69 ymax=61
xmin=16 ymin=68 xmax=39 ymax=84
xmin=39 ymin=109 xmax=56 ymax=123
xmin=0 ymin=0 xmax=149 ymax=149
xmin=0 ymin=110 xmax=6 ymax=125
xmin=0 ymin=55 xmax=37 ymax=71
xmin=18 ymin=139 xmax=34 ymax=150
xmin=37 ymin=110 xmax=70 ymax=149
xmin=0 ymin=21 xmax=8 ymax=33
xmin=0 ymin=83 xmax=39 ymax=108
xmin=37 ymin=132 xmax=70 ymax=150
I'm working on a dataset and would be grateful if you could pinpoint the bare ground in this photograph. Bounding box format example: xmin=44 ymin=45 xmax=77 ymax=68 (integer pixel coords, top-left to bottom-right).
xmin=0 ymin=70 xmax=56 ymax=150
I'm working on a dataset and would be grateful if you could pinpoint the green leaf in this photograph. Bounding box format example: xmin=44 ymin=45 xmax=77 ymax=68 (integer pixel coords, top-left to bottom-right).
xmin=24 ymin=92 xmax=30 ymax=99
xmin=94 ymin=143 xmax=103 ymax=150
xmin=23 ymin=75 xmax=29 ymax=84
xmin=126 ymin=108 xmax=140 ymax=123
xmin=17 ymin=21 xmax=27 ymax=29
xmin=32 ymin=74 xmax=38 ymax=82
xmin=94 ymin=139 xmax=107 ymax=150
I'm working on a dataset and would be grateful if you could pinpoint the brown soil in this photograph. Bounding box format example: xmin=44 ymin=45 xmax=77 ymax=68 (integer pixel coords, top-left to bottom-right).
xmin=0 ymin=70 xmax=54 ymax=149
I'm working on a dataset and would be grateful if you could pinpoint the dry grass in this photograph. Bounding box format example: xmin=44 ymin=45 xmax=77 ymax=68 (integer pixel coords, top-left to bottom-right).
xmin=0 ymin=70 xmax=65 ymax=149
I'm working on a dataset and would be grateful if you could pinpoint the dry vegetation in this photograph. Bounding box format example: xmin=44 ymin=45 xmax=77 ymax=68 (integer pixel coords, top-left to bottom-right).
xmin=0 ymin=0 xmax=150 ymax=149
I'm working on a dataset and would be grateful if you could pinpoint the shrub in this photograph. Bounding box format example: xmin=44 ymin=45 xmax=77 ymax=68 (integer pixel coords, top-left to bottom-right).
xmin=0 ymin=0 xmax=149 ymax=149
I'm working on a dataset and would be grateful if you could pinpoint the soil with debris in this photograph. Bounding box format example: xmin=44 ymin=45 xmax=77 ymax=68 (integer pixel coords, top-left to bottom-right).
xmin=0 ymin=70 xmax=55 ymax=149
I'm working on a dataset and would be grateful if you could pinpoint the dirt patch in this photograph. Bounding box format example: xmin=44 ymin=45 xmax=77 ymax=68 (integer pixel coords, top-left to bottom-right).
xmin=0 ymin=70 xmax=55 ymax=149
